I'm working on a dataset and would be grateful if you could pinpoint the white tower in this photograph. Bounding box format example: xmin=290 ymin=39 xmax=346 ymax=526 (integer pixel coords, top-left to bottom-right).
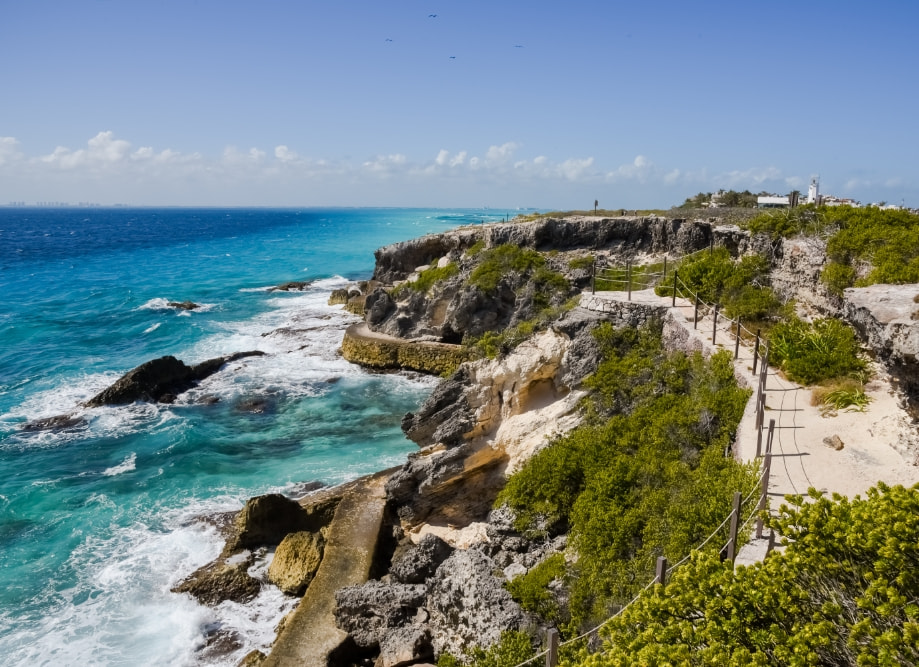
xmin=807 ymin=177 xmax=820 ymax=204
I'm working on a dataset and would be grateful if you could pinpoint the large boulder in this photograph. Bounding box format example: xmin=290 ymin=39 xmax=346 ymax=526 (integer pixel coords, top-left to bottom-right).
xmin=426 ymin=549 xmax=530 ymax=658
xmin=227 ymin=493 xmax=312 ymax=552
xmin=85 ymin=351 xmax=264 ymax=406
xmin=267 ymin=531 xmax=324 ymax=595
xmin=171 ymin=553 xmax=261 ymax=606
xmin=390 ymin=534 xmax=454 ymax=585
xmin=378 ymin=626 xmax=433 ymax=667
xmin=334 ymin=580 xmax=428 ymax=648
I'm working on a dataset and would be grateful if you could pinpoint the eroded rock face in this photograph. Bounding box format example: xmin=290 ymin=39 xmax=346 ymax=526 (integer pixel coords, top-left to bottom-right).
xmin=172 ymin=552 xmax=261 ymax=606
xmin=228 ymin=493 xmax=312 ymax=552
xmin=267 ymin=531 xmax=324 ymax=595
xmin=334 ymin=580 xmax=428 ymax=648
xmin=389 ymin=534 xmax=454 ymax=585
xmin=427 ymin=549 xmax=530 ymax=658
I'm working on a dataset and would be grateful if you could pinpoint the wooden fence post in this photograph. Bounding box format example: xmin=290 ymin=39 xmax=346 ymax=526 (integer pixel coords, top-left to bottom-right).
xmin=712 ymin=305 xmax=719 ymax=344
xmin=663 ymin=256 xmax=667 ymax=281
xmin=655 ymin=556 xmax=668 ymax=588
xmin=726 ymin=491 xmax=742 ymax=563
xmin=627 ymin=262 xmax=632 ymax=301
xmin=756 ymin=420 xmax=775 ymax=539
xmin=752 ymin=330 xmax=761 ymax=375
xmin=546 ymin=628 xmax=559 ymax=667
xmin=693 ymin=294 xmax=700 ymax=328
xmin=671 ymin=270 xmax=678 ymax=307
xmin=734 ymin=320 xmax=742 ymax=359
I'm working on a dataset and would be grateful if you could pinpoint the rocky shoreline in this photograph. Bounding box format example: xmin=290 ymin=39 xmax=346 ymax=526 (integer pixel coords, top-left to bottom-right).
xmin=66 ymin=215 xmax=919 ymax=665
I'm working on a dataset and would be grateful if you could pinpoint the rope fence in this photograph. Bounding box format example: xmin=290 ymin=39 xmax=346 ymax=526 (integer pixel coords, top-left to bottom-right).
xmin=508 ymin=241 xmax=790 ymax=666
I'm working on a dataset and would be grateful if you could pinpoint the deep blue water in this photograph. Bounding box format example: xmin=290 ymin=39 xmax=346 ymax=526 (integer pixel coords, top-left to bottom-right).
xmin=0 ymin=207 xmax=515 ymax=665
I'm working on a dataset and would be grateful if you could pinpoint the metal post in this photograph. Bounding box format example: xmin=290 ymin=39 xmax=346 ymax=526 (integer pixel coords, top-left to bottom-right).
xmin=546 ymin=628 xmax=559 ymax=667
xmin=712 ymin=305 xmax=719 ymax=344
xmin=693 ymin=294 xmax=700 ymax=328
xmin=655 ymin=556 xmax=668 ymax=588
xmin=752 ymin=330 xmax=761 ymax=375
xmin=734 ymin=320 xmax=742 ymax=359
xmin=756 ymin=420 xmax=775 ymax=539
xmin=726 ymin=491 xmax=742 ymax=563
xmin=671 ymin=270 xmax=678 ymax=307
xmin=627 ymin=262 xmax=632 ymax=301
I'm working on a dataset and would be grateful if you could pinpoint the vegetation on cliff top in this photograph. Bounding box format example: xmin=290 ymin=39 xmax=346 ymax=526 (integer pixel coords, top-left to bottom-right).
xmin=497 ymin=322 xmax=757 ymax=631
xmin=579 ymin=483 xmax=919 ymax=667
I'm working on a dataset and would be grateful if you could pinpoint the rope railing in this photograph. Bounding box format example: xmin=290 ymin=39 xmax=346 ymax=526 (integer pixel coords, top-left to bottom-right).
xmin=509 ymin=462 xmax=773 ymax=666
xmin=512 ymin=244 xmax=789 ymax=666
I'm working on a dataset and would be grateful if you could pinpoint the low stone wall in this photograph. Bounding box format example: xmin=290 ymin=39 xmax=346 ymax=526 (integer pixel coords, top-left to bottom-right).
xmin=341 ymin=323 xmax=476 ymax=376
xmin=579 ymin=292 xmax=668 ymax=328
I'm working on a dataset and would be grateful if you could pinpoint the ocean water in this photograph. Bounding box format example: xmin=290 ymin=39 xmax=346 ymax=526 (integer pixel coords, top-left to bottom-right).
xmin=0 ymin=207 xmax=516 ymax=666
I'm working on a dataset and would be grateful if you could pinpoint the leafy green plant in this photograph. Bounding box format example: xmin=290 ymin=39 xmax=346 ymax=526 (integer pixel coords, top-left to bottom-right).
xmin=466 ymin=239 xmax=486 ymax=256
xmin=768 ymin=316 xmax=866 ymax=385
xmin=811 ymin=378 xmax=871 ymax=415
xmin=506 ymin=553 xmax=568 ymax=623
xmin=391 ymin=262 xmax=459 ymax=296
xmin=581 ymin=483 xmax=919 ymax=667
xmin=468 ymin=244 xmax=549 ymax=292
xmin=436 ymin=631 xmax=534 ymax=667
xmin=497 ymin=322 xmax=757 ymax=626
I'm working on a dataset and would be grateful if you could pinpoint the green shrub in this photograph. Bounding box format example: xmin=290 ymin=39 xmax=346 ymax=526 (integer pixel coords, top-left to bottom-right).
xmin=768 ymin=316 xmax=866 ymax=385
xmin=583 ymin=483 xmax=919 ymax=667
xmin=468 ymin=244 xmax=547 ymax=292
xmin=821 ymin=261 xmax=858 ymax=296
xmin=506 ymin=553 xmax=567 ymax=623
xmin=497 ymin=322 xmax=757 ymax=625
xmin=436 ymin=630 xmax=534 ymax=667
xmin=392 ymin=262 xmax=459 ymax=296
xmin=568 ymin=255 xmax=595 ymax=271
xmin=466 ymin=239 xmax=486 ymax=256
xmin=662 ymin=248 xmax=782 ymax=321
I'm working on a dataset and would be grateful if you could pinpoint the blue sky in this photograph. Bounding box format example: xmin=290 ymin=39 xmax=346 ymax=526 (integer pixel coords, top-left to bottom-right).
xmin=2 ymin=0 xmax=917 ymax=208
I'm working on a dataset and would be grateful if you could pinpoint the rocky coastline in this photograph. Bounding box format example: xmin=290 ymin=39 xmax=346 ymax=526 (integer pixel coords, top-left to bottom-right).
xmin=77 ymin=215 xmax=919 ymax=665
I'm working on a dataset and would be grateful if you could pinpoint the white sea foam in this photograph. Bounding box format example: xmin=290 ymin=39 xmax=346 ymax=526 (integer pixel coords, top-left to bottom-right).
xmin=102 ymin=452 xmax=137 ymax=477
xmin=138 ymin=298 xmax=217 ymax=313
xmin=0 ymin=496 xmax=294 ymax=666
xmin=144 ymin=322 xmax=162 ymax=334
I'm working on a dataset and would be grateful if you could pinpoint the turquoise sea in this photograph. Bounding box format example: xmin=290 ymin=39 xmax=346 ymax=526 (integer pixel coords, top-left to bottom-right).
xmin=0 ymin=207 xmax=517 ymax=665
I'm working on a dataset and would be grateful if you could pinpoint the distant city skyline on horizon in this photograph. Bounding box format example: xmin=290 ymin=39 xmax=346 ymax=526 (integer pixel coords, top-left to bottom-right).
xmin=2 ymin=1 xmax=917 ymax=209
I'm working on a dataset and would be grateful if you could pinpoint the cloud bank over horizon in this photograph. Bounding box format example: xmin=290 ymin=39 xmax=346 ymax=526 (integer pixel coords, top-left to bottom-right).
xmin=3 ymin=130 xmax=899 ymax=209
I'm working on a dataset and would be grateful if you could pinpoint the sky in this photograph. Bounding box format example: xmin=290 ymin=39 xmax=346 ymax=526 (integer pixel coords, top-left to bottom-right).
xmin=1 ymin=0 xmax=918 ymax=209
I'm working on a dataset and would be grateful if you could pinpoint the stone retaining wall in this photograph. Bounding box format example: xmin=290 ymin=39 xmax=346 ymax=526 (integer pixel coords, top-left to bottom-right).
xmin=341 ymin=323 xmax=476 ymax=376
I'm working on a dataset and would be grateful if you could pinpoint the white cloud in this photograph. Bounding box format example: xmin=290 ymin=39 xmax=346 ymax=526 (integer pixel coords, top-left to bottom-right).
xmin=0 ymin=137 xmax=23 ymax=165
xmin=40 ymin=130 xmax=132 ymax=169
xmin=435 ymin=149 xmax=449 ymax=166
xmin=606 ymin=155 xmax=655 ymax=182
xmin=275 ymin=145 xmax=298 ymax=162
xmin=485 ymin=142 xmax=518 ymax=165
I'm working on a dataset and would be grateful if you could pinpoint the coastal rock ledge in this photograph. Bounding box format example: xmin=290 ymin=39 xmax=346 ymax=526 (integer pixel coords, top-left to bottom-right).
xmin=340 ymin=322 xmax=475 ymax=376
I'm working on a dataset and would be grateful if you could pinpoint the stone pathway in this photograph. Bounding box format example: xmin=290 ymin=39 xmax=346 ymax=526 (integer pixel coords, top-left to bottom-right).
xmin=583 ymin=289 xmax=919 ymax=564
xmin=263 ymin=471 xmax=390 ymax=667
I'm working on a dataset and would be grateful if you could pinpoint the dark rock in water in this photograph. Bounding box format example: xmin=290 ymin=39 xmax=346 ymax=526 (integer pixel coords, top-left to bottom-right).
xmin=334 ymin=580 xmax=428 ymax=648
xmin=227 ymin=493 xmax=313 ymax=552
xmin=85 ymin=355 xmax=195 ymax=406
xmin=85 ymin=351 xmax=265 ymax=407
xmin=270 ymin=281 xmax=311 ymax=292
xmin=285 ymin=480 xmax=325 ymax=499
xmin=196 ymin=394 xmax=221 ymax=405
xmin=168 ymin=300 xmax=199 ymax=310
xmin=172 ymin=553 xmax=260 ymax=605
xmin=389 ymin=534 xmax=453 ymax=585
xmin=196 ymin=623 xmax=244 ymax=662
xmin=20 ymin=413 xmax=86 ymax=432
xmin=238 ymin=649 xmax=266 ymax=667
xmin=328 ymin=288 xmax=350 ymax=305
xmin=234 ymin=396 xmax=276 ymax=414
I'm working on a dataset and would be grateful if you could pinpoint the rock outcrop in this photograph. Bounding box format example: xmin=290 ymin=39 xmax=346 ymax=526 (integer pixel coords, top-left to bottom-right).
xmin=267 ymin=531 xmax=325 ymax=595
xmin=85 ymin=351 xmax=265 ymax=407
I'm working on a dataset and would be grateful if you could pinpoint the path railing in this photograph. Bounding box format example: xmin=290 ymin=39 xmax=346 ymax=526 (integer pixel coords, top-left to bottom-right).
xmin=509 ymin=247 xmax=793 ymax=666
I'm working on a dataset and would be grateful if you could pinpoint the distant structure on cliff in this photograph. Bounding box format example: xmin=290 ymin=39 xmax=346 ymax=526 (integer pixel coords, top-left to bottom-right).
xmin=807 ymin=177 xmax=820 ymax=204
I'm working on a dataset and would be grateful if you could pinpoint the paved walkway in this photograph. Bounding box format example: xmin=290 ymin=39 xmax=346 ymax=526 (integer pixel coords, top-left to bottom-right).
xmin=263 ymin=471 xmax=390 ymax=667
xmin=584 ymin=289 xmax=919 ymax=563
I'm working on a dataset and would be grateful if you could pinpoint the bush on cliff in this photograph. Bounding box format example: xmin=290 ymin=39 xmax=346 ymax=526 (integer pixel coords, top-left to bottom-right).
xmin=659 ymin=247 xmax=783 ymax=322
xmin=579 ymin=483 xmax=919 ymax=667
xmin=468 ymin=244 xmax=569 ymax=300
xmin=768 ymin=315 xmax=866 ymax=385
xmin=391 ymin=262 xmax=459 ymax=296
xmin=497 ymin=323 xmax=757 ymax=627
